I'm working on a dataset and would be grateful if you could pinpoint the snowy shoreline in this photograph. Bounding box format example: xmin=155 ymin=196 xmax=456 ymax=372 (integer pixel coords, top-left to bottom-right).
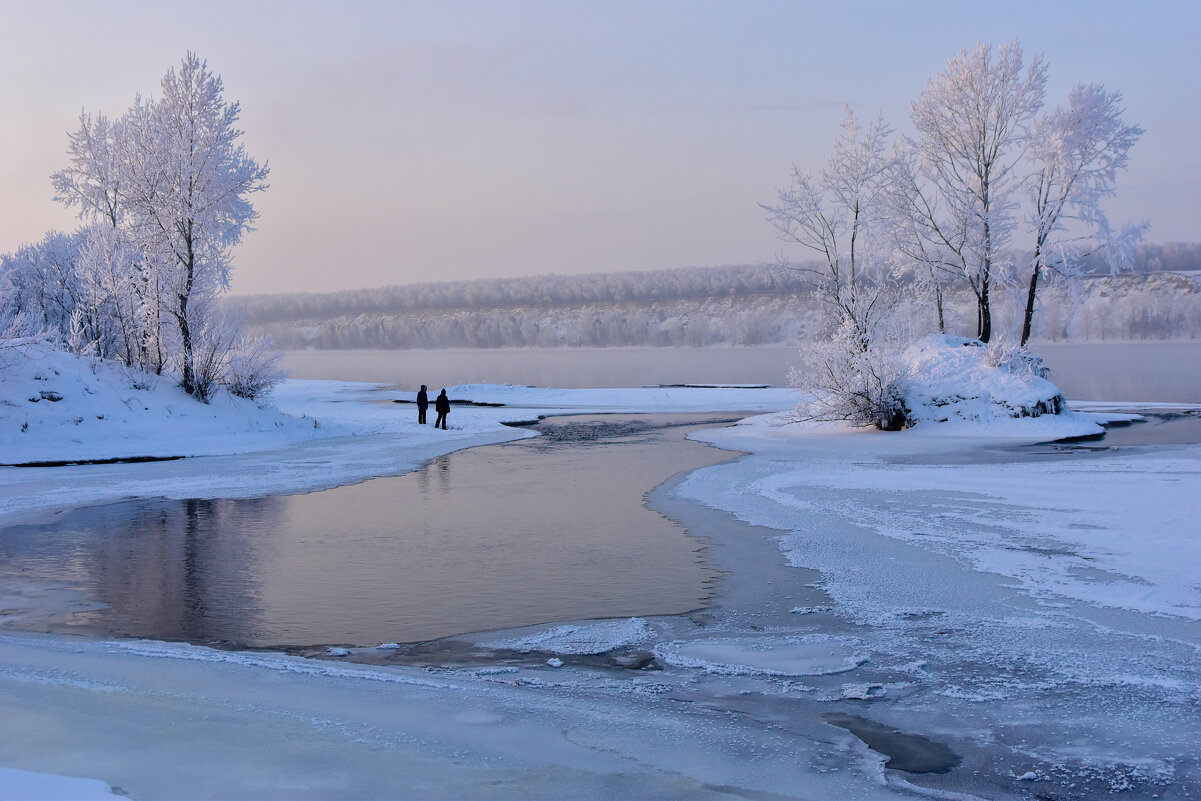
xmin=2 ymin=349 xmax=1199 ymax=799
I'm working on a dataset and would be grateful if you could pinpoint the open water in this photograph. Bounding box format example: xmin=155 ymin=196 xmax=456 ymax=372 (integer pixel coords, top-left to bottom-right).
xmin=0 ymin=414 xmax=734 ymax=648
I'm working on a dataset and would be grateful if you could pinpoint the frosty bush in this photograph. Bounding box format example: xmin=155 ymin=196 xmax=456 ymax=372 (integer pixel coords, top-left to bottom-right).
xmin=224 ymin=335 xmax=285 ymax=400
xmin=189 ymin=319 xmax=236 ymax=403
xmin=184 ymin=312 xmax=284 ymax=403
xmin=983 ymin=338 xmax=1050 ymax=380
xmin=789 ymin=321 xmax=911 ymax=430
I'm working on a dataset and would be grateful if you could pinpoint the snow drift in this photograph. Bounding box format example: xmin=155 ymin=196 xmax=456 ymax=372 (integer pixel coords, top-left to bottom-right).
xmin=0 ymin=343 xmax=321 ymax=466
xmin=902 ymin=335 xmax=1077 ymax=428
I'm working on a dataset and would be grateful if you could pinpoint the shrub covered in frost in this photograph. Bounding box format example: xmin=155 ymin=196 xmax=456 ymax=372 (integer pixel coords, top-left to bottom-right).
xmin=789 ymin=320 xmax=911 ymax=430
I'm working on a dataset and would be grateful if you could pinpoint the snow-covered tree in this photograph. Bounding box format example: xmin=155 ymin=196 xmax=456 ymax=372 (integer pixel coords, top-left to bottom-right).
xmin=120 ymin=53 xmax=270 ymax=396
xmin=0 ymin=231 xmax=88 ymax=347
xmin=788 ymin=318 xmax=910 ymax=429
xmin=1019 ymin=83 xmax=1144 ymax=345
xmin=908 ymin=39 xmax=1047 ymax=343
xmin=886 ymin=141 xmax=955 ymax=334
xmin=763 ymin=109 xmax=896 ymax=349
xmin=52 ymin=112 xmax=169 ymax=373
xmin=0 ymin=52 xmax=280 ymax=398
xmin=44 ymin=53 xmax=270 ymax=398
xmin=764 ymin=110 xmax=911 ymax=428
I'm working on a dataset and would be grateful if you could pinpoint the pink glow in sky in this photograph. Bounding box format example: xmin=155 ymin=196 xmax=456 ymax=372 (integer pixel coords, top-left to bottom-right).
xmin=2 ymin=0 xmax=1198 ymax=295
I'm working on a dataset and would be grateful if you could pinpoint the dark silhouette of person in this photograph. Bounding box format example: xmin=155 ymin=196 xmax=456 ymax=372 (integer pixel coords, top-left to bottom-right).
xmin=416 ymin=385 xmax=429 ymax=424
xmin=434 ymin=388 xmax=450 ymax=430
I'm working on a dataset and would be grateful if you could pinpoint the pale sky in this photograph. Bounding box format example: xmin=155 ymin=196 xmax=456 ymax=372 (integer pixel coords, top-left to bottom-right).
xmin=2 ymin=0 xmax=1198 ymax=296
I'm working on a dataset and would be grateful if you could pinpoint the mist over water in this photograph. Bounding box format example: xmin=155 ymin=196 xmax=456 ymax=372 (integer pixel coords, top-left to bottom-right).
xmin=1035 ymin=342 xmax=1201 ymax=403
xmin=282 ymin=342 xmax=1201 ymax=402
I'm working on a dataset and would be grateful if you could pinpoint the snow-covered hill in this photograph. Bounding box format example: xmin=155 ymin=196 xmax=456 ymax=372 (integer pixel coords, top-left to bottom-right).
xmin=0 ymin=344 xmax=324 ymax=466
xmin=903 ymin=335 xmax=1087 ymax=432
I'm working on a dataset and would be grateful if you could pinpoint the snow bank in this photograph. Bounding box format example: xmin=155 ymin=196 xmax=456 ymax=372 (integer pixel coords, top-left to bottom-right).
xmin=683 ymin=412 xmax=1201 ymax=622
xmin=902 ymin=336 xmax=1098 ymax=435
xmin=0 ymin=343 xmax=797 ymax=469
xmin=0 ymin=346 xmax=803 ymax=527
xmin=0 ymin=343 xmax=326 ymax=465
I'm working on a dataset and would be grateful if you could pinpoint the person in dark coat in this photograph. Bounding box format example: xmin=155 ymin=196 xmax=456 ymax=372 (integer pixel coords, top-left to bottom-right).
xmin=434 ymin=388 xmax=450 ymax=430
xmin=416 ymin=385 xmax=429 ymax=424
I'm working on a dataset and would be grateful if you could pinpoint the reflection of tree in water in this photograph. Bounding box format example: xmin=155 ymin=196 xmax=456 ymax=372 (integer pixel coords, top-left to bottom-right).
xmin=0 ymin=413 xmax=737 ymax=647
xmin=435 ymin=454 xmax=451 ymax=494
xmin=13 ymin=496 xmax=284 ymax=645
xmin=416 ymin=454 xmax=453 ymax=498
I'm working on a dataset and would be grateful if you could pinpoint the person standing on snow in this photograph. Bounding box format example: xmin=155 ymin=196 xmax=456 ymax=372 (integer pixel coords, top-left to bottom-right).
xmin=416 ymin=385 xmax=429 ymax=424
xmin=434 ymin=388 xmax=450 ymax=430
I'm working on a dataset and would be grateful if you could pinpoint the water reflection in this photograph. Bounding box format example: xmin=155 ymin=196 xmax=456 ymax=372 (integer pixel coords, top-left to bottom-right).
xmin=1 ymin=415 xmax=732 ymax=648
xmin=0 ymin=496 xmax=281 ymax=644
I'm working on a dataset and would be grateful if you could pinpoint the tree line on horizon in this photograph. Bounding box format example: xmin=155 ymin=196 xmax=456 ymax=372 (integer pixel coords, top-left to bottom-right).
xmin=237 ymin=268 xmax=1198 ymax=351
xmin=228 ymin=243 xmax=1200 ymax=328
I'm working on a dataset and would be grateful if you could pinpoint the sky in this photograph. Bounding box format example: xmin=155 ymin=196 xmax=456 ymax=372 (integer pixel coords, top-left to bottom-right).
xmin=1 ymin=0 xmax=1198 ymax=296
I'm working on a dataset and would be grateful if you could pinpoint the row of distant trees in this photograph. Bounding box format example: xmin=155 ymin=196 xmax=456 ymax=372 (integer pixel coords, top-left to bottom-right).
xmin=769 ymin=40 xmax=1148 ymax=428
xmin=0 ymin=54 xmax=279 ymax=401
xmin=243 ymin=270 xmax=1197 ymax=350
xmin=231 ymin=240 xmax=1200 ymax=329
xmin=251 ymin=295 xmax=815 ymax=350
xmin=233 ymin=264 xmax=811 ymax=324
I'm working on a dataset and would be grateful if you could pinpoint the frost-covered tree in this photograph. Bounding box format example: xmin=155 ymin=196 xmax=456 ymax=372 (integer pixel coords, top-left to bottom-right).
xmin=886 ymin=142 xmax=955 ymax=334
xmin=1020 ymin=83 xmax=1143 ymax=345
xmin=120 ymin=53 xmax=270 ymax=396
xmin=909 ymin=39 xmax=1047 ymax=343
xmin=6 ymin=52 xmax=275 ymax=399
xmin=73 ymin=225 xmax=147 ymax=367
xmin=764 ymin=110 xmax=909 ymax=428
xmin=763 ymin=109 xmax=896 ymax=349
xmin=0 ymin=231 xmax=88 ymax=347
xmin=52 ymin=112 xmax=170 ymax=372
xmin=52 ymin=112 xmax=126 ymax=228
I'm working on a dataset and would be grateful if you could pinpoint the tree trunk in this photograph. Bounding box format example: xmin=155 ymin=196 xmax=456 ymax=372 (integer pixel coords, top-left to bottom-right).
xmin=979 ymin=272 xmax=992 ymax=343
xmin=178 ymin=227 xmax=197 ymax=395
xmin=1020 ymin=258 xmax=1041 ymax=347
xmin=178 ymin=290 xmax=193 ymax=394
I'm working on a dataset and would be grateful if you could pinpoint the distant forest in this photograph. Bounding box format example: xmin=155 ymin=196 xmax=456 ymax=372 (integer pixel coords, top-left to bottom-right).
xmin=232 ymin=245 xmax=1201 ymax=350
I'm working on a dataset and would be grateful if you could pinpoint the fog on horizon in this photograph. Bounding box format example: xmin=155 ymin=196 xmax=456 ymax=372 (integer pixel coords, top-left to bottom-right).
xmin=2 ymin=0 xmax=1198 ymax=297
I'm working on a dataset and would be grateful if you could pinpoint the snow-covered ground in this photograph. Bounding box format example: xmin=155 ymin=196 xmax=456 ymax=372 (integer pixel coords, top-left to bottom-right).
xmin=1 ymin=344 xmax=1198 ymax=799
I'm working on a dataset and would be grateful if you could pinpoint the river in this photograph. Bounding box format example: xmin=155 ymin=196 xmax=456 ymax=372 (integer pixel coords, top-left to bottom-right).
xmin=281 ymin=342 xmax=1201 ymax=402
xmin=0 ymin=414 xmax=738 ymax=648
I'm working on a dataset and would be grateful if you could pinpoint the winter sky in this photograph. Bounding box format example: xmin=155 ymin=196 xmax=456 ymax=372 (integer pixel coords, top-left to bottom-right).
xmin=1 ymin=0 xmax=1198 ymax=296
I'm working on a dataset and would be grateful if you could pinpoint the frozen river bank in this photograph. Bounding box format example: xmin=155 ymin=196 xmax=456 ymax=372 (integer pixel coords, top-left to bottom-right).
xmin=0 ymin=376 xmax=1198 ymax=799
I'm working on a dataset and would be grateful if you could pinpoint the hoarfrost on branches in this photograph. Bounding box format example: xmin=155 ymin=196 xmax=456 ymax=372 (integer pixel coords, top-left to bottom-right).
xmin=763 ymin=109 xmax=897 ymax=351
xmin=120 ymin=53 xmax=269 ymax=396
xmin=3 ymin=53 xmax=273 ymax=400
xmin=907 ymin=39 xmax=1047 ymax=344
xmin=1020 ymin=83 xmax=1144 ymax=345
xmin=789 ymin=320 xmax=910 ymax=430
xmin=767 ymin=38 xmax=1149 ymax=429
